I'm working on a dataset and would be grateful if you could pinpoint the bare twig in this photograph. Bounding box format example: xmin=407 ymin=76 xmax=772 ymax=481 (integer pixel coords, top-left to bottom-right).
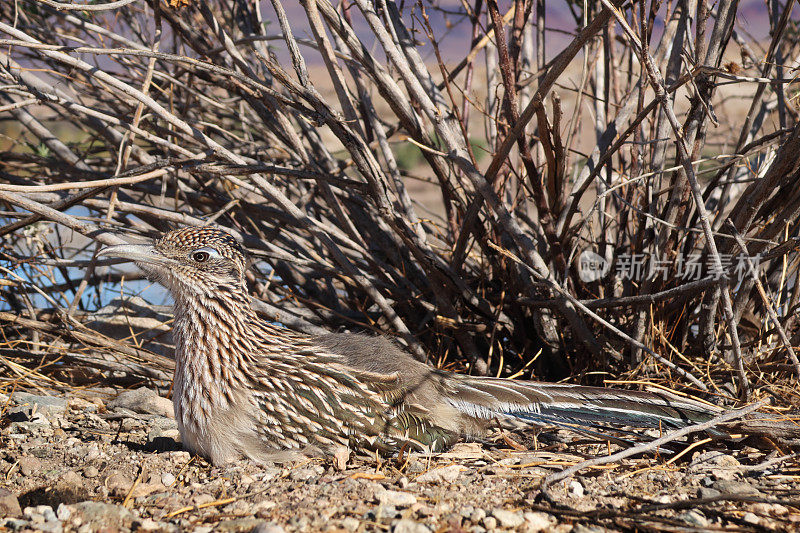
xmin=543 ymin=400 xmax=766 ymax=487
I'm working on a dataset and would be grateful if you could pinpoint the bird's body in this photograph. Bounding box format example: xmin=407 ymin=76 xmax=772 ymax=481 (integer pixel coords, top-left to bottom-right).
xmin=99 ymin=227 xmax=723 ymax=465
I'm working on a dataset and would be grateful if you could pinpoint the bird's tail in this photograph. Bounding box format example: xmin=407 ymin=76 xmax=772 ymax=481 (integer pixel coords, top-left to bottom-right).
xmin=444 ymin=375 xmax=723 ymax=436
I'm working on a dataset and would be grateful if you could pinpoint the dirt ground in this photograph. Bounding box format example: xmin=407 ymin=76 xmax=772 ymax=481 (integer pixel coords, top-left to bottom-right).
xmin=2 ymin=388 xmax=799 ymax=532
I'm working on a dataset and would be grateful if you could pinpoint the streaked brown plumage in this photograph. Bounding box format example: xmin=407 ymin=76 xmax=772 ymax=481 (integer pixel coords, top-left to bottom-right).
xmin=98 ymin=227 xmax=722 ymax=466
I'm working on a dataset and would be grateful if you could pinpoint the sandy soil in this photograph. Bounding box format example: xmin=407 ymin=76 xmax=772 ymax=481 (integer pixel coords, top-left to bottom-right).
xmin=2 ymin=388 xmax=799 ymax=532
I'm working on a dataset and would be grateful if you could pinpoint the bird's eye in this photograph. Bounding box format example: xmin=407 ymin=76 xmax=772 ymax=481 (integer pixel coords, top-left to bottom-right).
xmin=192 ymin=251 xmax=210 ymax=263
xmin=190 ymin=246 xmax=221 ymax=263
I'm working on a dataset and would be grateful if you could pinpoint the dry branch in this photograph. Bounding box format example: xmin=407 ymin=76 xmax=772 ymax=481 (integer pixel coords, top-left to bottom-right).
xmin=0 ymin=0 xmax=798 ymax=416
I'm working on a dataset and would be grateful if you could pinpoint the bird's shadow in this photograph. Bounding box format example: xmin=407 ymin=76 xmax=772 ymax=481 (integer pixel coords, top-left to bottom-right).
xmin=110 ymin=436 xmax=184 ymax=454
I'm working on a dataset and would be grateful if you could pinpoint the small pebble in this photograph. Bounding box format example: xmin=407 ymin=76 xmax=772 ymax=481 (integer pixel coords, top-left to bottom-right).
xmin=523 ymin=512 xmax=553 ymax=532
xmin=378 ymin=505 xmax=398 ymax=519
xmin=136 ymin=518 xmax=161 ymax=531
xmin=24 ymin=505 xmax=57 ymax=523
xmin=680 ymin=510 xmax=709 ymax=527
xmin=41 ymin=505 xmax=58 ymax=522
xmin=393 ymin=519 xmax=431 ymax=533
xmin=378 ymin=489 xmax=417 ymax=507
xmin=569 ymin=480 xmax=584 ymax=497
xmin=18 ymin=456 xmax=42 ymax=477
xmin=482 ymin=516 xmax=497 ymax=530
xmin=12 ymin=393 xmax=68 ymax=417
xmin=406 ymin=460 xmax=425 ymax=473
xmin=60 ymin=471 xmax=83 ymax=489
xmin=105 ymin=472 xmax=134 ymax=497
xmin=161 ymin=472 xmax=176 ymax=486
xmin=742 ymin=512 xmax=761 ymax=525
xmin=252 ymin=500 xmax=276 ymax=517
xmin=470 ymin=508 xmax=486 ymax=524
xmin=37 ymin=521 xmax=62 ymax=533
xmin=341 ymin=517 xmax=360 ymax=532
xmin=108 ymin=388 xmax=173 ymax=418
xmin=412 ymin=504 xmax=432 ymax=518
xmin=332 ymin=446 xmax=350 ymax=470
xmin=698 ymin=487 xmax=721 ymax=499
xmin=415 ymin=465 xmax=466 ymax=484
xmin=712 ymin=479 xmax=762 ymax=496
xmin=148 ymin=428 xmax=181 ymax=447
xmin=193 ymin=493 xmax=216 ymax=506
xmin=170 ymin=451 xmax=191 ymax=462
xmin=56 ymin=503 xmax=72 ymax=521
xmin=492 ymin=509 xmax=524 ymax=528
xmin=260 ymin=467 xmax=282 ymax=482
xmin=289 ymin=467 xmax=322 ymax=482
xmin=689 ymin=451 xmax=742 ymax=480
xmin=0 ymin=488 xmax=22 ymax=518
xmin=751 ymin=502 xmax=788 ymax=516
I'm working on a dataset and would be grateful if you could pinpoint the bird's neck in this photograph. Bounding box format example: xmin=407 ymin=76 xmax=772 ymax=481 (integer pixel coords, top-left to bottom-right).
xmin=170 ymin=283 xmax=299 ymax=393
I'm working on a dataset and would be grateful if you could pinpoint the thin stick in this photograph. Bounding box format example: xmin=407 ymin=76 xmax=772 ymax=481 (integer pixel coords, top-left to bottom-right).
xmin=729 ymin=223 xmax=800 ymax=380
xmin=543 ymin=400 xmax=766 ymax=486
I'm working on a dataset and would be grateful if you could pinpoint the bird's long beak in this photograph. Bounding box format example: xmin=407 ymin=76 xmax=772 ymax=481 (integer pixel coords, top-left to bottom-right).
xmin=97 ymin=243 xmax=167 ymax=265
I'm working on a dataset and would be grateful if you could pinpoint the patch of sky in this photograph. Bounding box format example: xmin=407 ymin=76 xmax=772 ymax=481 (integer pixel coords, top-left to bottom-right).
xmin=2 ymin=210 xmax=173 ymax=313
xmin=3 ymin=209 xmax=280 ymax=317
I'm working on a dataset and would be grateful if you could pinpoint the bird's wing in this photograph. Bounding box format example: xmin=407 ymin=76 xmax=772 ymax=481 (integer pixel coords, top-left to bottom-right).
xmin=248 ymin=339 xmax=458 ymax=452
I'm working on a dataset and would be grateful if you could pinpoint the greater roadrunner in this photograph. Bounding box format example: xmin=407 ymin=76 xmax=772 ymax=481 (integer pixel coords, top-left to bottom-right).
xmin=98 ymin=227 xmax=722 ymax=466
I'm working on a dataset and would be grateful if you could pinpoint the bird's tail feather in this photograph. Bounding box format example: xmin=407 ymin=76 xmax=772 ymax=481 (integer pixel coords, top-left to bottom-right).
xmin=446 ymin=376 xmax=723 ymax=434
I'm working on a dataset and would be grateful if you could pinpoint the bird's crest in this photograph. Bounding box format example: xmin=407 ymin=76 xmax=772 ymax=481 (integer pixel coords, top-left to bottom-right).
xmin=156 ymin=226 xmax=246 ymax=263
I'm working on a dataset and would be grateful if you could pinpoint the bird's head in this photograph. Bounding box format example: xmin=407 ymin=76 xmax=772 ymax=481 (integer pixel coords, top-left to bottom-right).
xmin=98 ymin=227 xmax=248 ymax=296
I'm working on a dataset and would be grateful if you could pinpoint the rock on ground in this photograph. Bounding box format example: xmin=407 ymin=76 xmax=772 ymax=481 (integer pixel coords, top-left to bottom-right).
xmin=107 ymin=387 xmax=174 ymax=418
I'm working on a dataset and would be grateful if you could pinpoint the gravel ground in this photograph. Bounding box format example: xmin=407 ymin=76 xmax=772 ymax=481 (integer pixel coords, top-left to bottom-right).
xmin=2 ymin=388 xmax=799 ymax=532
